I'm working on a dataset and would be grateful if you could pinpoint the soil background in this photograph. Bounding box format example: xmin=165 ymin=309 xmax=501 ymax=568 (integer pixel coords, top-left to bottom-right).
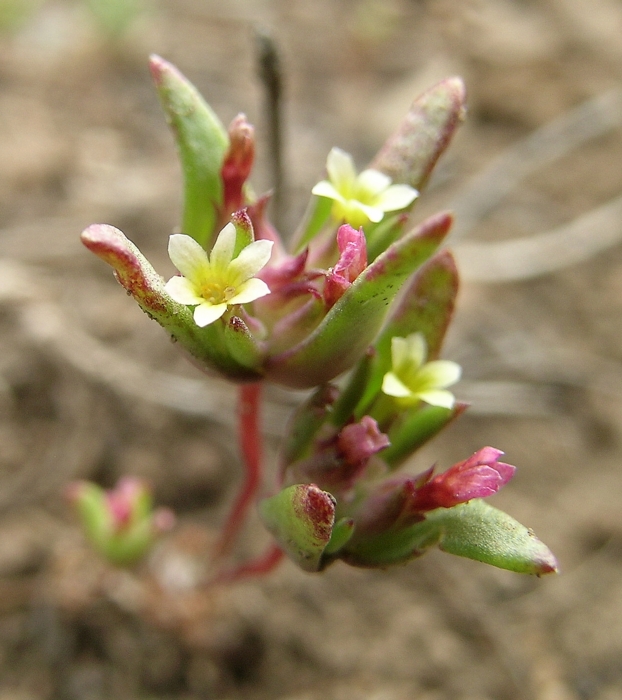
xmin=1 ymin=1 xmax=622 ymax=699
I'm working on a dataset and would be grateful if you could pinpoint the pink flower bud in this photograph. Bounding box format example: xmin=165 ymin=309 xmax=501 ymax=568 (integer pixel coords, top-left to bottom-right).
xmin=337 ymin=416 xmax=389 ymax=467
xmin=222 ymin=113 xmax=255 ymax=214
xmin=410 ymin=447 xmax=516 ymax=511
xmin=105 ymin=477 xmax=148 ymax=532
xmin=324 ymin=225 xmax=367 ymax=308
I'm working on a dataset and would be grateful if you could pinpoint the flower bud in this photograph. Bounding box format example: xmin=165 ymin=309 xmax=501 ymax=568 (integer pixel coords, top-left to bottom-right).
xmin=409 ymin=447 xmax=515 ymax=511
xmin=324 ymin=225 xmax=368 ymax=308
xmin=221 ymin=114 xmax=255 ymax=215
xmin=68 ymin=477 xmax=175 ymax=566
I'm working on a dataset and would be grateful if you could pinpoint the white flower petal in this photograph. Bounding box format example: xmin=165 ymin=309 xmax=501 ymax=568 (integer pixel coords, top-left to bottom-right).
xmin=229 ymin=277 xmax=271 ymax=305
xmin=311 ymin=180 xmax=343 ymax=202
xmin=227 ymin=239 xmax=273 ymax=285
xmin=417 ymin=360 xmax=462 ymax=389
xmin=375 ymin=184 xmax=418 ymax=212
xmin=209 ymin=222 xmax=236 ymax=271
xmin=164 ymin=276 xmax=204 ymax=305
xmin=416 ymin=389 xmax=456 ymax=409
xmin=194 ymin=302 xmax=227 ymax=327
xmin=168 ymin=234 xmax=209 ymax=282
xmin=357 ymin=168 xmax=391 ymax=198
xmin=326 ymin=147 xmax=357 ymax=194
xmin=381 ymin=372 xmax=412 ymax=398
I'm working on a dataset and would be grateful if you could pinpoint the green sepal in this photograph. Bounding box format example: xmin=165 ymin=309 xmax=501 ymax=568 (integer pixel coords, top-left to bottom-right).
xmin=259 ymin=484 xmax=336 ymax=573
xmin=149 ymin=55 xmax=228 ymax=248
xmin=292 ymin=195 xmax=333 ymax=253
xmin=324 ymin=517 xmax=355 ymax=555
xmin=81 ymin=224 xmax=262 ymax=382
xmin=342 ymin=500 xmax=558 ymax=575
xmin=382 ymin=402 xmax=468 ymax=469
xmin=231 ymin=209 xmax=254 ymax=256
xmin=365 ymin=213 xmax=407 ymax=263
xmin=224 ymin=316 xmax=265 ymax=372
xmin=371 ymin=76 xmax=467 ymax=192
xmin=264 ymin=211 xmax=452 ymax=389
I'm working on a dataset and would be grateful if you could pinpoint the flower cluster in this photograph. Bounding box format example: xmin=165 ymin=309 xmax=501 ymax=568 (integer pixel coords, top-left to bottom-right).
xmin=78 ymin=55 xmax=557 ymax=579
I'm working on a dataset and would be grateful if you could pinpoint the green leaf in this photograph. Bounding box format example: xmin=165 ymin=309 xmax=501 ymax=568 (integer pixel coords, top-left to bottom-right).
xmin=371 ymin=76 xmax=467 ymax=192
xmin=81 ymin=224 xmax=262 ymax=382
xmin=264 ymin=211 xmax=452 ymax=389
xmin=150 ymin=55 xmax=228 ymax=248
xmin=383 ymin=250 xmax=459 ymax=360
xmin=425 ymin=500 xmax=558 ymax=574
xmin=342 ymin=499 xmax=558 ymax=575
xmin=73 ymin=482 xmax=110 ymax=549
xmin=259 ymin=484 xmax=336 ymax=572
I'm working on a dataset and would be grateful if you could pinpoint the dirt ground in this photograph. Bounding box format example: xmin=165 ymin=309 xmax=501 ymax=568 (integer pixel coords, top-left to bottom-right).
xmin=1 ymin=0 xmax=622 ymax=698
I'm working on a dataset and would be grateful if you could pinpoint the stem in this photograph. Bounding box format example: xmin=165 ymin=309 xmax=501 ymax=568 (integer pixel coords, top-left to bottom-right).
xmin=212 ymin=543 xmax=284 ymax=584
xmin=215 ymin=382 xmax=263 ymax=558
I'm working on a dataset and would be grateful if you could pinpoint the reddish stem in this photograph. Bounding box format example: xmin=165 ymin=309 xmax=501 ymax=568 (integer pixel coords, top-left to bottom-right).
xmin=214 ymin=383 xmax=263 ymax=559
xmin=212 ymin=543 xmax=284 ymax=584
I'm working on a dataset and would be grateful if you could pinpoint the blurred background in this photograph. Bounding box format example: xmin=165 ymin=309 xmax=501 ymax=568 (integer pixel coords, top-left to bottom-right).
xmin=0 ymin=0 xmax=622 ymax=698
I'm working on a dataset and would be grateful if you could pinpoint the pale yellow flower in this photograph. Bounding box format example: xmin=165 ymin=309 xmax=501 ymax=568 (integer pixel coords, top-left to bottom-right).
xmin=312 ymin=147 xmax=418 ymax=228
xmin=382 ymin=333 xmax=461 ymax=409
xmin=165 ymin=223 xmax=272 ymax=327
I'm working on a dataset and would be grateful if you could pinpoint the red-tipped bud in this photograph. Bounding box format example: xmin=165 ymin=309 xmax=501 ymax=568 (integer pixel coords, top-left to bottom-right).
xmin=222 ymin=113 xmax=255 ymax=214
xmin=410 ymin=447 xmax=516 ymax=511
xmin=324 ymin=225 xmax=367 ymax=308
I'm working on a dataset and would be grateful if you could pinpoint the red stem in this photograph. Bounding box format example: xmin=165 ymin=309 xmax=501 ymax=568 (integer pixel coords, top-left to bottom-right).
xmin=212 ymin=543 xmax=284 ymax=584
xmin=214 ymin=383 xmax=263 ymax=559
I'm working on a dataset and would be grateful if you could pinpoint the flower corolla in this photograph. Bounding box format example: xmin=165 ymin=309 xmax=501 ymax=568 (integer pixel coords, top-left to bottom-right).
xmin=312 ymin=147 xmax=418 ymax=228
xmin=382 ymin=332 xmax=461 ymax=408
xmin=165 ymin=223 xmax=273 ymax=327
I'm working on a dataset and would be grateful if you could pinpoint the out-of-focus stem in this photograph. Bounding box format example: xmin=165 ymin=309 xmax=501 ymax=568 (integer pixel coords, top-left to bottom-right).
xmin=212 ymin=543 xmax=284 ymax=584
xmin=215 ymin=383 xmax=263 ymax=558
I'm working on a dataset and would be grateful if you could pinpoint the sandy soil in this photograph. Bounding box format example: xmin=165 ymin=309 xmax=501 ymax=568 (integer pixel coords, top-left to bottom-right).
xmin=1 ymin=1 xmax=622 ymax=698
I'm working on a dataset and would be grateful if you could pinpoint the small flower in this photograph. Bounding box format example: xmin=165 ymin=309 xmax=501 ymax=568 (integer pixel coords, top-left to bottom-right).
xmin=382 ymin=332 xmax=461 ymax=408
xmin=311 ymin=147 xmax=418 ymax=228
xmin=165 ymin=222 xmax=273 ymax=327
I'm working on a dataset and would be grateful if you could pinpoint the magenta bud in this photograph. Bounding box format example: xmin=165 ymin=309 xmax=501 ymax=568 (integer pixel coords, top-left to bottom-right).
xmin=337 ymin=416 xmax=389 ymax=467
xmin=324 ymin=225 xmax=368 ymax=308
xmin=411 ymin=447 xmax=516 ymax=511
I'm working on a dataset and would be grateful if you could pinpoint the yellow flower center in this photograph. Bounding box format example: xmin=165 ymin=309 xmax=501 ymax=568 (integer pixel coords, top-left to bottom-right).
xmin=199 ymin=280 xmax=237 ymax=305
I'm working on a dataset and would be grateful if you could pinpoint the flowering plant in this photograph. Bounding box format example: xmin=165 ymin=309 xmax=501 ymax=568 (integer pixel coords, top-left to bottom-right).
xmin=76 ymin=55 xmax=557 ymax=580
